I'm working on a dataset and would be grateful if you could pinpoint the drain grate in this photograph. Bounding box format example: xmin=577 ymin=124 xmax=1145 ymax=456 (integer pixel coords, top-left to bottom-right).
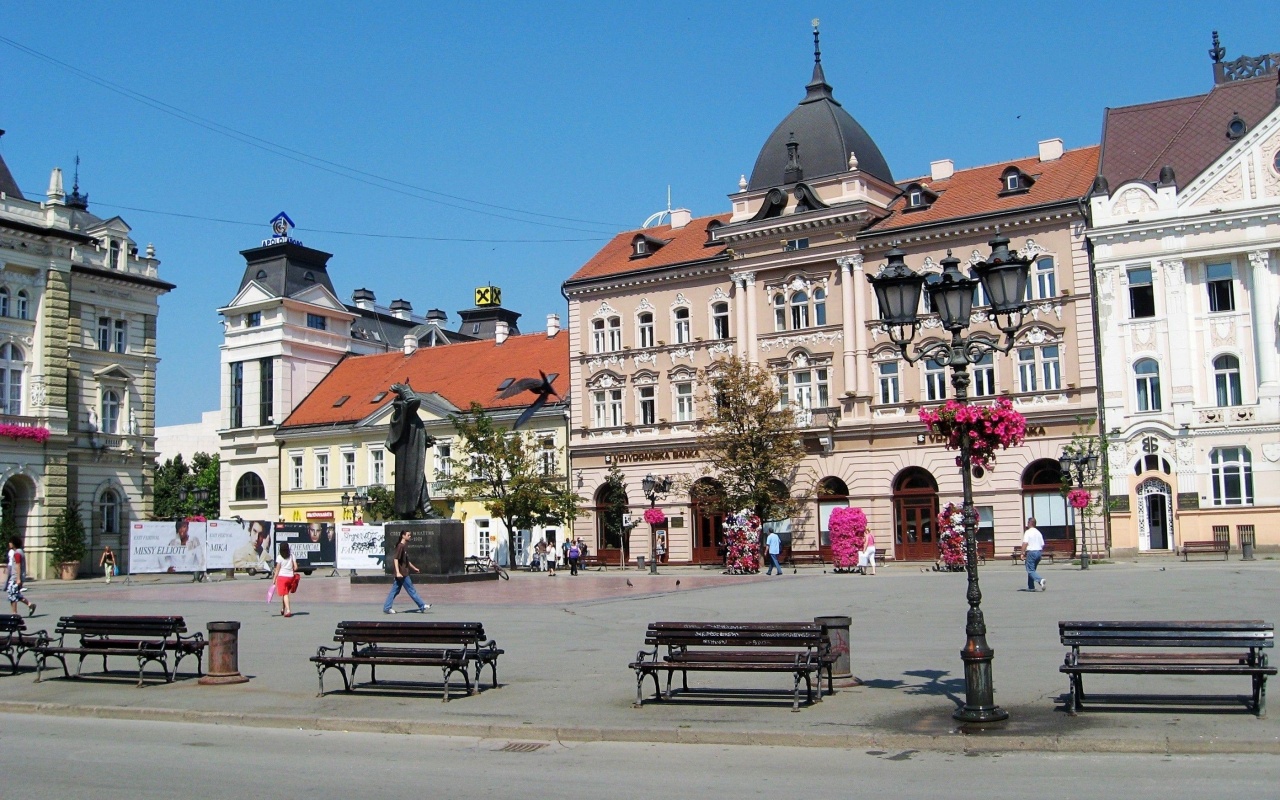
xmin=497 ymin=741 xmax=550 ymax=753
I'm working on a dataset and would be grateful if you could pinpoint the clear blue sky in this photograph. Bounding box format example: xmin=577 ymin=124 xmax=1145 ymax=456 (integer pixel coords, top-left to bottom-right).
xmin=3 ymin=1 xmax=1276 ymax=426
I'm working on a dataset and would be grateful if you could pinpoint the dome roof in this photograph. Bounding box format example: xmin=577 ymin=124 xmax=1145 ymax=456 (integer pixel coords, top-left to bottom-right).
xmin=747 ymin=51 xmax=893 ymax=191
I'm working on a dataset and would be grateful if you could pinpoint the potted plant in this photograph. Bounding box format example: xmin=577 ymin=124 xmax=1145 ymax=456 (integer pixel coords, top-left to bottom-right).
xmin=49 ymin=501 xmax=88 ymax=580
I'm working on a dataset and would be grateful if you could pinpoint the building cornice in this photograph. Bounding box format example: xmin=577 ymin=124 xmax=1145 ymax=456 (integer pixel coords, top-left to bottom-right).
xmin=562 ymin=254 xmax=733 ymax=297
xmin=71 ymin=262 xmax=175 ymax=292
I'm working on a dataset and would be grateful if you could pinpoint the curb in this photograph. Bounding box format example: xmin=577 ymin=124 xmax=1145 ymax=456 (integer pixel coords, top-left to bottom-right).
xmin=1 ymin=701 xmax=1277 ymax=755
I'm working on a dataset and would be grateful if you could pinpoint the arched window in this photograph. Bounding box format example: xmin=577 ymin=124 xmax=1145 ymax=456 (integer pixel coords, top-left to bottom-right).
xmin=816 ymin=477 xmax=849 ymax=548
xmin=1022 ymin=460 xmax=1069 ymax=541
xmin=711 ymin=302 xmax=729 ymax=339
xmin=0 ymin=343 xmax=23 ymax=415
xmin=1134 ymin=358 xmax=1162 ymax=412
xmin=1210 ymin=447 xmax=1253 ymax=506
xmin=773 ymin=294 xmax=786 ymax=331
xmin=15 ymin=291 xmax=27 ymax=320
xmin=592 ymin=316 xmax=621 ymax=353
xmin=637 ymin=312 xmax=654 ymax=348
xmin=101 ymin=390 xmax=121 ymax=434
xmin=1030 ymin=257 xmax=1056 ymax=300
xmin=593 ymin=482 xmax=629 ymax=551
xmin=235 ymin=472 xmax=266 ymax=501
xmin=98 ymin=489 xmax=120 ymax=534
xmin=1213 ymin=355 xmax=1242 ymax=407
xmin=812 ymin=288 xmax=826 ymax=326
xmin=673 ymin=307 xmax=690 ymax=344
xmin=790 ymin=292 xmax=809 ymax=329
xmin=0 ymin=287 xmax=8 ymax=317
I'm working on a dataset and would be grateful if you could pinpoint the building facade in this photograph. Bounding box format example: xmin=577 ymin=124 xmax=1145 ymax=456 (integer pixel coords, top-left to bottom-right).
xmin=1088 ymin=42 xmax=1280 ymax=556
xmin=0 ymin=147 xmax=172 ymax=577
xmin=564 ymin=41 xmax=1102 ymax=564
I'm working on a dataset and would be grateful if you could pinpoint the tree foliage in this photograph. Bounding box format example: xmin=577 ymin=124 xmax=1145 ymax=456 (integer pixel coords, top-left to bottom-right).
xmin=693 ymin=356 xmax=807 ymax=522
xmin=364 ymin=485 xmax=397 ymax=522
xmin=48 ymin=500 xmax=88 ymax=565
xmin=436 ymin=403 xmax=580 ymax=558
xmin=153 ymin=452 xmax=221 ymax=519
xmin=597 ymin=466 xmax=630 ymax=551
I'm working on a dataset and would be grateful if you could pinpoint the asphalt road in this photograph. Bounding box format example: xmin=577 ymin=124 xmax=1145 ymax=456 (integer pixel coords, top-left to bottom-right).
xmin=3 ymin=713 xmax=1276 ymax=799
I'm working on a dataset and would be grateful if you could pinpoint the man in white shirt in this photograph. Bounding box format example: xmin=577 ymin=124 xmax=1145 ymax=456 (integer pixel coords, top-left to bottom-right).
xmin=1022 ymin=517 xmax=1045 ymax=592
xmin=764 ymin=529 xmax=782 ymax=575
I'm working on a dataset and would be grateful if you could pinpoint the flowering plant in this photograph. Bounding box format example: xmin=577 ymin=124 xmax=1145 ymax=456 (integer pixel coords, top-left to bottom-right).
xmin=723 ymin=508 xmax=761 ymax=574
xmin=643 ymin=507 xmax=666 ymax=526
xmin=1067 ymin=488 xmax=1091 ymax=510
xmin=0 ymin=423 xmax=51 ymax=444
xmin=919 ymin=397 xmax=1026 ymax=470
xmin=935 ymin=502 xmax=967 ymax=571
xmin=828 ymin=506 xmax=867 ymax=572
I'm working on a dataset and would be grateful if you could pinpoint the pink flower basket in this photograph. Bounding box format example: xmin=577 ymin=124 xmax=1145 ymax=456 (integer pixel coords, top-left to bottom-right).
xmin=722 ymin=509 xmax=761 ymax=574
xmin=1067 ymin=488 xmax=1091 ymax=510
xmin=0 ymin=424 xmax=51 ymax=444
xmin=919 ymin=397 xmax=1027 ymax=470
xmin=828 ymin=507 xmax=867 ymax=572
xmin=643 ymin=507 xmax=666 ymax=526
xmin=936 ymin=502 xmax=967 ymax=571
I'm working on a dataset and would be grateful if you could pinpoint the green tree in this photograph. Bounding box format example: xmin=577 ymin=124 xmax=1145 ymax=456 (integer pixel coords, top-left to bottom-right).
xmin=598 ymin=466 xmax=630 ymax=553
xmin=694 ymin=355 xmax=807 ymax=522
xmin=364 ymin=485 xmax=397 ymax=522
xmin=436 ymin=402 xmax=579 ymax=563
xmin=153 ymin=452 xmax=221 ymax=519
xmin=48 ymin=500 xmax=88 ymax=568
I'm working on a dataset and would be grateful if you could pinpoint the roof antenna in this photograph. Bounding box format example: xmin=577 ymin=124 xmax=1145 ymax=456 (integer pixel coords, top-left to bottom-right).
xmin=66 ymin=153 xmax=89 ymax=210
xmin=641 ymin=186 xmax=675 ymax=228
xmin=812 ymin=18 xmax=821 ymax=65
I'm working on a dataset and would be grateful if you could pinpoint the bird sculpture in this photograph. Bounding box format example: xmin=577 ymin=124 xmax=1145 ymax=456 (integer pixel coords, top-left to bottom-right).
xmin=497 ymin=371 xmax=560 ymax=430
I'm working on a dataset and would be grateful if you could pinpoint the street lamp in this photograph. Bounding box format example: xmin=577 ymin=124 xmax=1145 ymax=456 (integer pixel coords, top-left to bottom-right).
xmin=340 ymin=487 xmax=371 ymax=521
xmin=641 ymin=473 xmax=671 ymax=576
xmin=1058 ymin=445 xmax=1100 ymax=569
xmin=867 ymin=231 xmax=1032 ymax=725
xmin=177 ymin=486 xmax=209 ymax=515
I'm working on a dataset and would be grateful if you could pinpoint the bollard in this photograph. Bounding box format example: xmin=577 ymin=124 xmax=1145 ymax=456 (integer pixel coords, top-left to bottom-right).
xmin=814 ymin=614 xmax=853 ymax=682
xmin=198 ymin=620 xmax=250 ymax=685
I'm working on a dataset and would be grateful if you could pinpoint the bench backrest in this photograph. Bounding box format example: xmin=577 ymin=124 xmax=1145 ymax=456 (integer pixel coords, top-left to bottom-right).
xmin=1060 ymin=620 xmax=1273 ymax=650
xmin=646 ymin=622 xmax=827 ymax=651
xmin=334 ymin=620 xmax=487 ymax=646
xmin=56 ymin=615 xmax=186 ymax=640
xmin=0 ymin=614 xmax=25 ymax=634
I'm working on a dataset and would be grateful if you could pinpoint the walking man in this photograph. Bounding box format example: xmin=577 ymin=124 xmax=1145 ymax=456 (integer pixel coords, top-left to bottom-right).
xmin=1022 ymin=517 xmax=1045 ymax=592
xmin=383 ymin=529 xmax=430 ymax=614
xmin=764 ymin=527 xmax=782 ymax=575
xmin=6 ymin=537 xmax=35 ymax=616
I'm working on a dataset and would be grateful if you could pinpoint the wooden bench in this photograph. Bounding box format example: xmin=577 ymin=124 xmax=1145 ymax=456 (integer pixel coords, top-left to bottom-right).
xmin=1012 ymin=539 xmax=1074 ymax=564
xmin=1059 ymin=620 xmax=1276 ymax=717
xmin=1181 ymin=540 xmax=1230 ymax=561
xmin=33 ymin=615 xmax=207 ymax=687
xmin=310 ymin=620 xmax=503 ymax=701
xmin=0 ymin=614 xmax=47 ymax=675
xmin=784 ymin=549 xmax=825 ymax=567
xmin=629 ymin=621 xmax=834 ymax=712
xmin=579 ymin=553 xmax=607 ymax=570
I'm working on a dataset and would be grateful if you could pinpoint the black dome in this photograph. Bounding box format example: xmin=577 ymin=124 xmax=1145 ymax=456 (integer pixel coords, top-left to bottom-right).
xmin=747 ymin=60 xmax=893 ymax=191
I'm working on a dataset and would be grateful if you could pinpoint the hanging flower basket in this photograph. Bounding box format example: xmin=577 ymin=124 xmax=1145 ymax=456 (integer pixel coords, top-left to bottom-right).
xmin=935 ymin=502 xmax=967 ymax=571
xmin=643 ymin=507 xmax=666 ymax=526
xmin=723 ymin=508 xmax=761 ymax=575
xmin=1067 ymin=488 xmax=1091 ymax=510
xmin=0 ymin=423 xmax=51 ymax=444
xmin=919 ymin=397 xmax=1027 ymax=470
xmin=828 ymin=506 xmax=867 ymax=572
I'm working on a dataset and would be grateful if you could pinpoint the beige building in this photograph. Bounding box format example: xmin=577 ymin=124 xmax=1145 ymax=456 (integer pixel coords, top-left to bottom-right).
xmin=564 ymin=45 xmax=1101 ymax=564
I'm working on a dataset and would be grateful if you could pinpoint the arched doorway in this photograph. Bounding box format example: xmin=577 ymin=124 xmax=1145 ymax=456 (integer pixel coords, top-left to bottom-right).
xmin=893 ymin=468 xmax=938 ymax=561
xmin=1137 ymin=477 xmax=1173 ymax=551
xmin=593 ymin=481 xmax=629 ymax=557
xmin=691 ymin=478 xmax=725 ymax=565
xmin=1 ymin=475 xmax=35 ymax=544
xmin=815 ymin=476 xmax=849 ymax=558
xmin=1022 ymin=460 xmax=1071 ymax=551
xmin=761 ymin=478 xmax=793 ymax=561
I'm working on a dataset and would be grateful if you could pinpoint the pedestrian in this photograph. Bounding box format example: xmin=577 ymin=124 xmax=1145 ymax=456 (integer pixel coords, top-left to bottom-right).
xmin=1022 ymin=517 xmax=1046 ymax=592
xmin=383 ymin=529 xmax=430 ymax=614
xmin=269 ymin=542 xmax=297 ymax=617
xmin=656 ymin=531 xmax=667 ymax=565
xmin=764 ymin=527 xmax=782 ymax=575
xmin=546 ymin=537 xmax=558 ymax=577
xmin=858 ymin=530 xmax=877 ymax=576
xmin=6 ymin=537 xmax=35 ymax=616
xmin=532 ymin=539 xmax=545 ymax=572
xmin=567 ymin=539 xmax=581 ymax=575
xmin=99 ymin=545 xmax=117 ymax=584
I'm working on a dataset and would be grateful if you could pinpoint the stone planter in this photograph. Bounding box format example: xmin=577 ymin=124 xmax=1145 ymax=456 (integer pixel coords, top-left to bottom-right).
xmin=58 ymin=561 xmax=80 ymax=580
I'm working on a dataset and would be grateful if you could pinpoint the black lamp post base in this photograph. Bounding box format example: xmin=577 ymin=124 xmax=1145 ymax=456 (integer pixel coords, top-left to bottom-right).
xmin=953 ymin=704 xmax=1009 ymax=724
xmin=955 ymin=638 xmax=1007 ymax=724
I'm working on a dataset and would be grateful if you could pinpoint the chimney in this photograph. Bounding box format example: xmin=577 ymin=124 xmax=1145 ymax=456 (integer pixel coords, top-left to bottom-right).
xmin=47 ymin=168 xmax=65 ymax=204
xmin=546 ymin=313 xmax=561 ymax=337
xmin=389 ymin=299 xmax=412 ymax=320
xmin=402 ymin=333 xmax=418 ymax=355
xmin=669 ymin=208 xmax=692 ymax=229
xmin=929 ymin=159 xmax=954 ymax=181
xmin=351 ymin=288 xmax=376 ymax=310
xmin=494 ymin=320 xmax=509 ymax=345
xmin=425 ymin=308 xmax=447 ymax=323
xmin=1038 ymin=138 xmax=1064 ymax=162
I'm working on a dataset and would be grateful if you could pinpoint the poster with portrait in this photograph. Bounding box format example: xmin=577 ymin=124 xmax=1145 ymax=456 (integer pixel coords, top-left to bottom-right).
xmin=336 ymin=524 xmax=386 ymax=571
xmin=128 ymin=519 xmax=208 ymax=574
xmin=201 ymin=519 xmax=245 ymax=571
xmin=207 ymin=519 xmax=275 ymax=572
xmin=272 ymin=522 xmax=336 ymax=571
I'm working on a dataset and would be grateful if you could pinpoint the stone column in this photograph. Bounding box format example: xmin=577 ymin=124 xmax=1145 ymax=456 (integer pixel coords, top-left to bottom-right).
xmin=848 ymin=254 xmax=870 ymax=395
xmin=731 ymin=274 xmax=747 ymax=358
xmin=1248 ymin=250 xmax=1279 ymax=403
xmin=742 ymin=272 xmax=759 ymax=364
xmin=837 ymin=256 xmax=858 ymax=395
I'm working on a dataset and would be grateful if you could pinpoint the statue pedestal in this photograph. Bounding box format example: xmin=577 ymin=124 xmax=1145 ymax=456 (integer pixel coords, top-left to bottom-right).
xmin=349 ymin=519 xmax=496 ymax=584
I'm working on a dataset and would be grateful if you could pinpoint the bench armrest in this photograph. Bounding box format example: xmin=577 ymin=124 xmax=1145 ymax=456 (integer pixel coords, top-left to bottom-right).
xmin=175 ymin=631 xmax=206 ymax=647
xmin=315 ymin=643 xmax=345 ymax=659
xmin=633 ymin=645 xmax=658 ymax=666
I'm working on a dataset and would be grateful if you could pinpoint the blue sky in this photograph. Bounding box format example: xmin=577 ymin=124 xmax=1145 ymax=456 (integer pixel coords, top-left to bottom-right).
xmin=3 ymin=1 xmax=1276 ymax=426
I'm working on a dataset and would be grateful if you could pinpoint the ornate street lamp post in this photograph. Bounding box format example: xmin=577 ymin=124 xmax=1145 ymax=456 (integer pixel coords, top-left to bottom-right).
xmin=641 ymin=473 xmax=671 ymax=576
xmin=1059 ymin=446 xmax=1100 ymax=569
xmin=867 ymin=232 xmax=1032 ymax=724
xmin=341 ymin=487 xmax=371 ymax=521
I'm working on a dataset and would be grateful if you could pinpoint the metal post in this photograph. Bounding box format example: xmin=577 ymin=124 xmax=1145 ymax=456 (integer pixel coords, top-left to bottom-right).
xmin=648 ymin=496 xmax=659 ymax=576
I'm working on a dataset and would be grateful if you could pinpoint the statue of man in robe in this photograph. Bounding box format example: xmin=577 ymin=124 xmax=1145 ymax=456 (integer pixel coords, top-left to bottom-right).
xmin=385 ymin=382 xmax=438 ymax=519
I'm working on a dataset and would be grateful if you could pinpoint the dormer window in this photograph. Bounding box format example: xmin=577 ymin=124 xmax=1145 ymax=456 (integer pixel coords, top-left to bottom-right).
xmin=629 ymin=233 xmax=670 ymax=260
xmin=108 ymin=240 xmax=121 ymax=270
xmin=908 ymin=189 xmax=923 ymax=207
xmin=634 ymin=239 xmax=647 ymax=256
xmin=1227 ymin=112 xmax=1247 ymax=140
xmin=705 ymin=219 xmax=724 ymax=245
xmin=998 ymin=167 xmax=1035 ymax=196
xmin=901 ymin=182 xmax=938 ymax=212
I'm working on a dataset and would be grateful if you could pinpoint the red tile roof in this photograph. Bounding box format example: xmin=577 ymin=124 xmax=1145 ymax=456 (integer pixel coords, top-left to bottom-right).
xmin=1100 ymin=75 xmax=1276 ymax=188
xmin=280 ymin=332 xmax=570 ymax=429
xmin=867 ymin=145 xmax=1100 ymax=233
xmin=565 ymin=214 xmax=730 ymax=283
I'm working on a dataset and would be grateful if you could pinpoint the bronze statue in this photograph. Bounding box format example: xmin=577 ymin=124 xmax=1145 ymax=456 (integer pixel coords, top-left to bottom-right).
xmin=385 ymin=382 xmax=439 ymax=519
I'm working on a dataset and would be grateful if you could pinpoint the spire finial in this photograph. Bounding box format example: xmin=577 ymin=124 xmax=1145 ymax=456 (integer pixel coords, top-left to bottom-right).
xmin=72 ymin=153 xmax=80 ymax=193
xmin=812 ymin=18 xmax=821 ymax=64
xmin=803 ymin=20 xmax=834 ymax=103
xmin=1209 ymin=30 xmax=1225 ymax=64
xmin=66 ymin=152 xmax=89 ymax=210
